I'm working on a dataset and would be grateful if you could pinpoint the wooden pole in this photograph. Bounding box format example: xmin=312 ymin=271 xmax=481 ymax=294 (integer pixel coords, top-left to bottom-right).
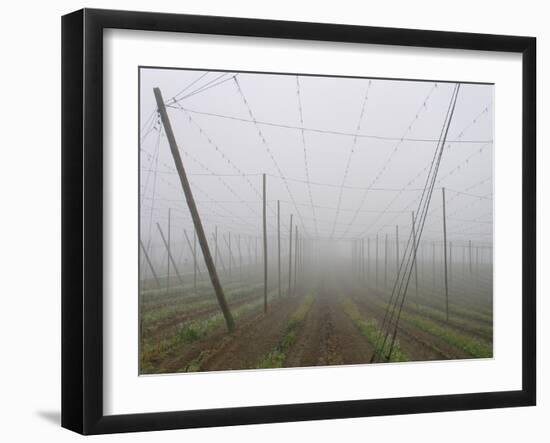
xmin=351 ymin=240 xmax=355 ymax=278
xmin=277 ymin=200 xmax=281 ymax=298
xmin=376 ymin=234 xmax=379 ymax=289
xmin=449 ymin=240 xmax=453 ymax=283
xmin=294 ymin=226 xmax=298 ymax=295
xmin=462 ymin=243 xmax=466 ymax=274
xmin=223 ymin=235 xmax=237 ymax=280
xmin=411 ymin=211 xmax=419 ymax=304
xmin=214 ymin=226 xmax=218 ymax=268
xmin=367 ymin=237 xmax=371 ymax=282
xmin=153 ymin=87 xmax=234 ymax=332
xmin=167 ymin=208 xmax=171 ymax=291
xmin=442 ymin=187 xmax=450 ymax=322
xmin=211 ymin=233 xmax=227 ymax=275
xmin=263 ymin=173 xmax=268 ymax=313
xmin=288 ymin=214 xmax=293 ymax=296
xmin=395 ymin=225 xmax=399 ymax=274
xmin=469 ymin=239 xmax=473 ymax=274
xmin=361 ymin=238 xmax=365 ymax=282
xmin=183 ymin=229 xmax=203 ymax=279
xmin=363 ymin=239 xmax=366 ymax=281
xmin=139 ymin=239 xmax=160 ymax=288
xmin=247 ymin=236 xmax=252 ymax=273
xmin=433 ymin=241 xmax=436 ymax=288
xmin=384 ymin=233 xmax=388 ymax=289
xmin=193 ymin=228 xmax=197 ymax=290
xmin=156 ymin=222 xmax=184 ymax=285
xmin=238 ymin=234 xmax=243 ymax=283
xmin=228 ymin=232 xmax=232 ymax=281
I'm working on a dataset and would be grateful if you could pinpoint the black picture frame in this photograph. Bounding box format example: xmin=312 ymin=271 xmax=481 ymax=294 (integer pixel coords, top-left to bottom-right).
xmin=61 ymin=8 xmax=536 ymax=435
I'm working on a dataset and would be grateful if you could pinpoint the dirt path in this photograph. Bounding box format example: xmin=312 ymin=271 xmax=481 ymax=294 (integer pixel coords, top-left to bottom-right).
xmin=285 ymin=289 xmax=374 ymax=368
xmin=199 ymin=295 xmax=302 ymax=371
xmin=159 ymin=295 xmax=302 ymax=373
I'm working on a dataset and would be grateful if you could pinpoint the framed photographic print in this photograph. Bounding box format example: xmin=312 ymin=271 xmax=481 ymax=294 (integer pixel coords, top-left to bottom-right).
xmin=61 ymin=8 xmax=536 ymax=435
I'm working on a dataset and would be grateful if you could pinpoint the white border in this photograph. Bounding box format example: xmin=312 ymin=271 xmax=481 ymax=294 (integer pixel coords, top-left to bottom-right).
xmin=103 ymin=29 xmax=523 ymax=415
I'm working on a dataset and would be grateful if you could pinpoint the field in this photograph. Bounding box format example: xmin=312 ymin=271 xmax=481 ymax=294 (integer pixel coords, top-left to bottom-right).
xmin=139 ymin=69 xmax=494 ymax=375
xmin=139 ymin=258 xmax=492 ymax=374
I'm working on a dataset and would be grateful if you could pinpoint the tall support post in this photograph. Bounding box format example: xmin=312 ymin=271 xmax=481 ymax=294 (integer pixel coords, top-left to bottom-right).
xmin=294 ymin=226 xmax=298 ymax=294
xmin=469 ymin=239 xmax=473 ymax=274
xmin=433 ymin=241 xmax=436 ymax=288
xmin=375 ymin=234 xmax=379 ymax=289
xmin=211 ymin=233 xmax=228 ymax=276
xmin=156 ymin=222 xmax=184 ymax=285
xmin=462 ymin=243 xmax=466 ymax=275
xmin=238 ymin=234 xmax=243 ymax=283
xmin=277 ymin=200 xmax=281 ymax=298
xmin=384 ymin=233 xmax=388 ymax=289
xmin=288 ymin=214 xmax=293 ymax=296
xmin=395 ymin=225 xmax=400 ymax=274
xmin=140 ymin=239 xmax=161 ymax=288
xmin=153 ymin=87 xmax=234 ymax=332
xmin=214 ymin=226 xmax=218 ymax=267
xmin=247 ymin=236 xmax=252 ymax=273
xmin=193 ymin=228 xmax=197 ymax=290
xmin=228 ymin=232 xmax=232 ymax=281
xmin=167 ymin=208 xmax=171 ymax=291
xmin=351 ymin=240 xmax=355 ymax=278
xmin=184 ymin=229 xmax=203 ymax=279
xmin=367 ymin=237 xmax=371 ymax=282
xmin=442 ymin=187 xmax=450 ymax=322
xmin=361 ymin=238 xmax=365 ymax=283
xmin=449 ymin=241 xmax=453 ymax=283
xmin=300 ymin=239 xmax=303 ymax=274
xmin=411 ymin=211 xmax=419 ymax=304
xmin=262 ymin=173 xmax=268 ymax=313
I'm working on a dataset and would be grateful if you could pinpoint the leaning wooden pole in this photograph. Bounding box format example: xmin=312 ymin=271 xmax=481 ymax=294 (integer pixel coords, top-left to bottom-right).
xmin=153 ymin=87 xmax=234 ymax=332
xmin=139 ymin=239 xmax=160 ymax=288
xmin=263 ymin=174 xmax=268 ymax=313
xmin=277 ymin=200 xmax=281 ymax=298
xmin=156 ymin=222 xmax=184 ymax=285
xmin=442 ymin=187 xmax=450 ymax=322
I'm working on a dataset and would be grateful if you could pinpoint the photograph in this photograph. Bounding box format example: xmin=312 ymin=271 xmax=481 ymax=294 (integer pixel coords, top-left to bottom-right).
xmin=138 ymin=68 xmax=494 ymax=375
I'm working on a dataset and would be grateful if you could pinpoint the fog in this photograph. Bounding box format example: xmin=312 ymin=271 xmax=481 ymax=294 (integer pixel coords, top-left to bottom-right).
xmin=138 ymin=68 xmax=493 ymax=295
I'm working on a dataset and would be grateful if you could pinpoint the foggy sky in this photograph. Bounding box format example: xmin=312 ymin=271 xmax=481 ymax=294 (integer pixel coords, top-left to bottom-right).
xmin=139 ymin=68 xmax=493 ymax=262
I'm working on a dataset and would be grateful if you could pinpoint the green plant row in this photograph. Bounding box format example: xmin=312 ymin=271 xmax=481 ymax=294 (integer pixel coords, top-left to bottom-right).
xmin=340 ymin=297 xmax=407 ymax=362
xmin=255 ymin=291 xmax=317 ymax=369
xmin=141 ymin=289 xmax=280 ymax=369
xmin=366 ymin=297 xmax=492 ymax=358
xmin=142 ymin=283 xmax=265 ymax=327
